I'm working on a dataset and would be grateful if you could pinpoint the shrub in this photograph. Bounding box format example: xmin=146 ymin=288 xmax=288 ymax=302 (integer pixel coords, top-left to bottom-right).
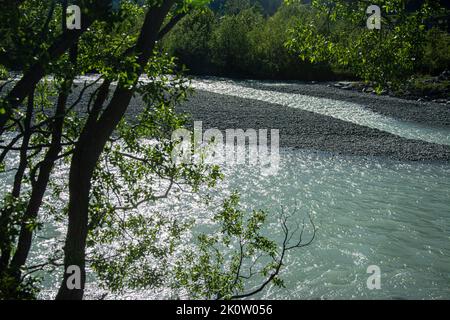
xmin=163 ymin=8 xmax=217 ymax=75
xmin=0 ymin=65 xmax=8 ymax=80
xmin=422 ymin=28 xmax=450 ymax=75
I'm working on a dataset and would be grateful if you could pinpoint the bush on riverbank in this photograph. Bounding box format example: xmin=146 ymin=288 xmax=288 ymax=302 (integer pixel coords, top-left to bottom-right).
xmin=0 ymin=65 xmax=7 ymax=80
xmin=286 ymin=0 xmax=450 ymax=92
xmin=406 ymin=74 xmax=450 ymax=101
xmin=163 ymin=2 xmax=336 ymax=80
xmin=164 ymin=0 xmax=450 ymax=86
xmin=421 ymin=28 xmax=450 ymax=75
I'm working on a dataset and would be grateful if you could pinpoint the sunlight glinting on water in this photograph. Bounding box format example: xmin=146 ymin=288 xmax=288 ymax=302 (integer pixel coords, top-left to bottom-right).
xmin=1 ymin=79 xmax=450 ymax=300
xmin=217 ymin=150 xmax=450 ymax=299
xmin=2 ymin=148 xmax=448 ymax=299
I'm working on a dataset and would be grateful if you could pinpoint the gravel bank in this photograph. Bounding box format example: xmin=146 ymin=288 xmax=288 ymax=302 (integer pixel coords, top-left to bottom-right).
xmin=174 ymin=88 xmax=450 ymax=162
xmin=233 ymin=79 xmax=450 ymax=128
xmin=3 ymin=79 xmax=450 ymax=161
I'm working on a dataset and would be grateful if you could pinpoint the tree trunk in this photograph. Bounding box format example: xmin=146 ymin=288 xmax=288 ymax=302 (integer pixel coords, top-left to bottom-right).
xmin=0 ymin=86 xmax=34 ymax=273
xmin=10 ymin=80 xmax=70 ymax=273
xmin=55 ymin=0 xmax=175 ymax=300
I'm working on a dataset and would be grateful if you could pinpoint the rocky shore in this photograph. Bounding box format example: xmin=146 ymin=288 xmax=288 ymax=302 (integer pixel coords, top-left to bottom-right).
xmin=3 ymin=78 xmax=450 ymax=162
xmin=172 ymin=82 xmax=450 ymax=162
xmin=232 ymin=78 xmax=450 ymax=127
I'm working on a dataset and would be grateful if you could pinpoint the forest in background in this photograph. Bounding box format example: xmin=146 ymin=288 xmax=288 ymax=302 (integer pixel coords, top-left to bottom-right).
xmin=162 ymin=0 xmax=450 ymax=97
xmin=163 ymin=0 xmax=335 ymax=80
xmin=2 ymin=0 xmax=450 ymax=86
xmin=210 ymin=0 xmax=284 ymax=15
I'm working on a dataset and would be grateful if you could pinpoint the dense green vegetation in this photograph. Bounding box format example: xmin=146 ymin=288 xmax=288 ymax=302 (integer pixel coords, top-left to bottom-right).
xmin=286 ymin=0 xmax=450 ymax=91
xmin=3 ymin=0 xmax=449 ymax=85
xmin=0 ymin=66 xmax=7 ymax=80
xmin=163 ymin=0 xmax=336 ymax=79
xmin=163 ymin=0 xmax=450 ymax=88
xmin=210 ymin=0 xmax=283 ymax=15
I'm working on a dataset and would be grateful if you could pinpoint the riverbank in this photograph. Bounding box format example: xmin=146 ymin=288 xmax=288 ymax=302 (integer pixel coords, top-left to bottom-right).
xmin=3 ymin=77 xmax=450 ymax=162
xmin=2 ymin=77 xmax=450 ymax=300
xmin=171 ymin=78 xmax=450 ymax=162
xmin=231 ymin=78 xmax=450 ymax=127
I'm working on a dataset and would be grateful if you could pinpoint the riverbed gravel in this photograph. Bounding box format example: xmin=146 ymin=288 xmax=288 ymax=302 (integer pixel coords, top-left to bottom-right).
xmin=170 ymin=82 xmax=450 ymax=162
xmin=3 ymin=78 xmax=450 ymax=161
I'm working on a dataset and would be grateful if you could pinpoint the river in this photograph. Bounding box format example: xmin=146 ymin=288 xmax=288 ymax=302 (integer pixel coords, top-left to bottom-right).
xmin=1 ymin=78 xmax=449 ymax=299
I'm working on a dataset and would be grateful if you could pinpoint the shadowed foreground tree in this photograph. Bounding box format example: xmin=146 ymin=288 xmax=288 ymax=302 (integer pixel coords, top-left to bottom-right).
xmin=55 ymin=0 xmax=180 ymax=300
xmin=0 ymin=0 xmax=115 ymax=136
xmin=0 ymin=0 xmax=315 ymax=300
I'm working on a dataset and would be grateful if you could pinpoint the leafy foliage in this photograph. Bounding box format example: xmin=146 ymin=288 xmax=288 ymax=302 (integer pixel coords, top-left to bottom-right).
xmin=174 ymin=193 xmax=316 ymax=300
xmin=164 ymin=1 xmax=334 ymax=79
xmin=286 ymin=0 xmax=449 ymax=90
xmin=174 ymin=193 xmax=277 ymax=299
xmin=84 ymin=56 xmax=223 ymax=293
xmin=0 ymin=66 xmax=8 ymax=80
xmin=0 ymin=0 xmax=314 ymax=300
xmin=422 ymin=27 xmax=450 ymax=74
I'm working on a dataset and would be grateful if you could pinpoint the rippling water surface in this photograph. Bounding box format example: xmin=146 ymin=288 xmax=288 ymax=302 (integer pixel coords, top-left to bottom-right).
xmin=220 ymin=151 xmax=450 ymax=299
xmin=2 ymin=149 xmax=449 ymax=299
xmin=1 ymin=78 xmax=450 ymax=299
